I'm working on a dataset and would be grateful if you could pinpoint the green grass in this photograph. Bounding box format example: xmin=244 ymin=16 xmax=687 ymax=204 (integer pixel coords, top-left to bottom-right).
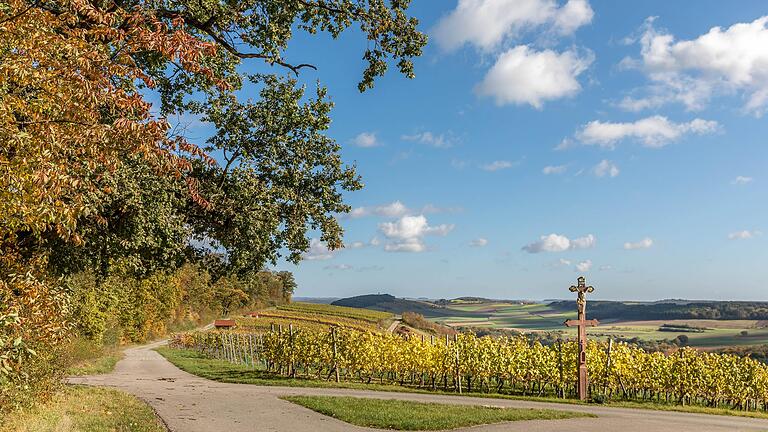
xmin=0 ymin=386 xmax=165 ymax=432
xmin=65 ymin=337 xmax=123 ymax=376
xmin=281 ymin=395 xmax=592 ymax=430
xmin=156 ymin=347 xmax=768 ymax=420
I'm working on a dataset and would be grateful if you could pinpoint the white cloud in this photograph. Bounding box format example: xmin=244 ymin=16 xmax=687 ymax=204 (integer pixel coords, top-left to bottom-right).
xmin=575 ymin=259 xmax=593 ymax=272
xmin=732 ymin=176 xmax=753 ymax=185
xmin=384 ymin=238 xmax=427 ymax=253
xmin=476 ymin=46 xmax=593 ymax=108
xmin=570 ymin=234 xmax=596 ymax=249
xmin=481 ymin=160 xmax=515 ymax=171
xmin=351 ymin=132 xmax=380 ymax=147
xmin=593 ymin=160 xmax=620 ymax=178
xmin=623 ymin=16 xmax=768 ymax=115
xmin=379 ymin=215 xmax=455 ymax=253
xmin=347 ymin=201 xmax=460 ymax=219
xmin=433 ymin=0 xmax=593 ymax=52
xmin=598 ymin=265 xmax=613 ymax=271
xmin=470 ymin=238 xmax=489 ymax=247
xmin=348 ymin=201 xmax=409 ymax=219
xmin=542 ymin=164 xmax=568 ymax=175
xmin=324 ymin=264 xmax=353 ymax=271
xmin=728 ymin=230 xmax=761 ymax=240
xmin=576 ymin=116 xmax=719 ymax=149
xmin=522 ymin=233 xmax=595 ymax=253
xmin=559 ymin=258 xmax=572 ymax=266
xmin=402 ymin=131 xmax=453 ymax=148
xmin=624 ymin=237 xmax=654 ymax=250
xmin=347 ymin=241 xmax=367 ymax=249
xmin=303 ymin=238 xmax=334 ymax=261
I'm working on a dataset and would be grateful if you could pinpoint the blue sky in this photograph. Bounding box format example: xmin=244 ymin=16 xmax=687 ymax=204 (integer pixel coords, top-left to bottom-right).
xmin=182 ymin=1 xmax=768 ymax=301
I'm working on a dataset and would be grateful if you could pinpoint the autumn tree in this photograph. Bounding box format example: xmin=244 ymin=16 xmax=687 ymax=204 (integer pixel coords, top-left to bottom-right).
xmin=1 ymin=0 xmax=426 ymax=411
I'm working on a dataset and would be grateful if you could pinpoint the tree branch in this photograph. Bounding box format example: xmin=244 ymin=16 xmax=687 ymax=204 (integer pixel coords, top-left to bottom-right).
xmin=155 ymin=9 xmax=317 ymax=76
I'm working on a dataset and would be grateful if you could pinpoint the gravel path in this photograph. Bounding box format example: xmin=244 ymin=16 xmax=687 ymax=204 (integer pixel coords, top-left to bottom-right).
xmin=69 ymin=342 xmax=768 ymax=432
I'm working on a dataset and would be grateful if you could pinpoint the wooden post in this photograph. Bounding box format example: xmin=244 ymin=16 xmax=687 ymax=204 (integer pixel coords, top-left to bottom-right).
xmin=603 ymin=338 xmax=613 ymax=396
xmin=454 ymin=334 xmax=461 ymax=394
xmin=331 ymin=327 xmax=340 ymax=383
xmin=289 ymin=324 xmax=295 ymax=378
xmin=563 ymin=276 xmax=599 ymax=401
xmin=557 ymin=338 xmax=564 ymax=398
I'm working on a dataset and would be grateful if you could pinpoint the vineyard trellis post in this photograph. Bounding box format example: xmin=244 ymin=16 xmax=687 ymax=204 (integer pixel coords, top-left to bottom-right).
xmin=603 ymin=338 xmax=613 ymax=397
xmin=557 ymin=338 xmax=564 ymax=398
xmin=564 ymin=276 xmax=599 ymax=401
xmin=331 ymin=326 xmax=340 ymax=383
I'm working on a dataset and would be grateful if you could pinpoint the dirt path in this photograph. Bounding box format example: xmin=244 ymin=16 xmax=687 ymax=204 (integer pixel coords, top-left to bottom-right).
xmin=69 ymin=342 xmax=768 ymax=432
xmin=386 ymin=315 xmax=402 ymax=333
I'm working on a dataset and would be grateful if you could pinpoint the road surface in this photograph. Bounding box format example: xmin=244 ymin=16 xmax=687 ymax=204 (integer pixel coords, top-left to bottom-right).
xmin=69 ymin=342 xmax=768 ymax=432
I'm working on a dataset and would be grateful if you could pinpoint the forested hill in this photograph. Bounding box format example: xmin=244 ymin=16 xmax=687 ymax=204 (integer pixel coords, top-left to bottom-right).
xmin=548 ymin=300 xmax=768 ymax=320
xmin=331 ymin=294 xmax=478 ymax=317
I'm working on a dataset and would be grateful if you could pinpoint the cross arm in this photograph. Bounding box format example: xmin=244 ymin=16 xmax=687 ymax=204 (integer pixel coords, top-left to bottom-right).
xmin=564 ymin=319 xmax=599 ymax=328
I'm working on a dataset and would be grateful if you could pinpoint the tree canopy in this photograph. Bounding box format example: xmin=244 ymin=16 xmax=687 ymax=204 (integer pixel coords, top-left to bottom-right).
xmin=0 ymin=0 xmax=427 ymax=413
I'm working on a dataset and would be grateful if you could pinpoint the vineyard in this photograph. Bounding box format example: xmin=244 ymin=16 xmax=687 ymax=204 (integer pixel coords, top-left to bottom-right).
xmin=170 ymin=323 xmax=768 ymax=412
xmin=275 ymin=302 xmax=393 ymax=323
xmin=236 ymin=302 xmax=394 ymax=332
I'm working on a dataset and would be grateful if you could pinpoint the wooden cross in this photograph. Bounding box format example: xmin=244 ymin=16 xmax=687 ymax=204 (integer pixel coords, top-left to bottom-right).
xmin=564 ymin=276 xmax=598 ymax=401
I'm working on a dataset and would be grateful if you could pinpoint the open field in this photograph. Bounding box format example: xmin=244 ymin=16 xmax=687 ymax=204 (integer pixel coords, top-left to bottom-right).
xmin=430 ymin=302 xmax=768 ymax=348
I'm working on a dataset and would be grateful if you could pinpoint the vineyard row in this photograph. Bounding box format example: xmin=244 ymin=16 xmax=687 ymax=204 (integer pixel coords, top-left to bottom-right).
xmin=170 ymin=324 xmax=768 ymax=411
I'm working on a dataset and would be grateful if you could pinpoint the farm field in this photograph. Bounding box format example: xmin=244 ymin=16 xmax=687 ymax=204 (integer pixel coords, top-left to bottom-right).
xmin=429 ymin=302 xmax=768 ymax=348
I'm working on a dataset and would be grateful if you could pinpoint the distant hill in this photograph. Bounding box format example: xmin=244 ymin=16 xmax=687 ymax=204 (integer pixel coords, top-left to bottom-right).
xmin=332 ymin=294 xmax=479 ymax=317
xmin=292 ymin=297 xmax=339 ymax=304
xmin=548 ymin=300 xmax=768 ymax=320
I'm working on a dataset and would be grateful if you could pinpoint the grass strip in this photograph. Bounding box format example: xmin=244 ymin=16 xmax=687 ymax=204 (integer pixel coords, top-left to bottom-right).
xmin=0 ymin=386 xmax=166 ymax=432
xmin=281 ymin=395 xmax=592 ymax=430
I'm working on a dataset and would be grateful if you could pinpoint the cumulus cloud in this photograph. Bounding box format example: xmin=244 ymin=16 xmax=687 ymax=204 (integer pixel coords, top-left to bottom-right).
xmin=732 ymin=176 xmax=753 ymax=185
xmin=542 ymin=164 xmax=568 ymax=175
xmin=379 ymin=215 xmax=455 ymax=253
xmin=522 ymin=233 xmax=595 ymax=253
xmin=470 ymin=238 xmax=489 ymax=247
xmin=476 ymin=46 xmax=593 ymax=108
xmin=576 ymin=116 xmax=719 ymax=149
xmin=351 ymin=132 xmax=380 ymax=147
xmin=622 ymin=16 xmax=768 ymax=115
xmin=481 ymin=160 xmax=516 ymax=171
xmin=624 ymin=237 xmax=654 ymax=250
xmin=433 ymin=0 xmax=593 ymax=52
xmin=303 ymin=238 xmax=334 ymax=260
xmin=728 ymin=230 xmax=761 ymax=240
xmin=575 ymin=259 xmax=593 ymax=272
xmin=402 ymin=131 xmax=453 ymax=148
xmin=593 ymin=160 xmax=620 ymax=178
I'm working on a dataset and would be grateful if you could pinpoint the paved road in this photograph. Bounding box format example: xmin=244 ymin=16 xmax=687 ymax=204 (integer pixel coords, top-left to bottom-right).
xmin=69 ymin=342 xmax=768 ymax=432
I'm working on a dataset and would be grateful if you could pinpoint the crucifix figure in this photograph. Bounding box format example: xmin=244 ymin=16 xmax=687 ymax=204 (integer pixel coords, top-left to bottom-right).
xmin=564 ymin=276 xmax=599 ymax=400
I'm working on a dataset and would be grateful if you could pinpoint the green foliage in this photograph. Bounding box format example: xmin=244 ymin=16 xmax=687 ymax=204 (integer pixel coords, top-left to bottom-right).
xmin=66 ymin=264 xmax=295 ymax=344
